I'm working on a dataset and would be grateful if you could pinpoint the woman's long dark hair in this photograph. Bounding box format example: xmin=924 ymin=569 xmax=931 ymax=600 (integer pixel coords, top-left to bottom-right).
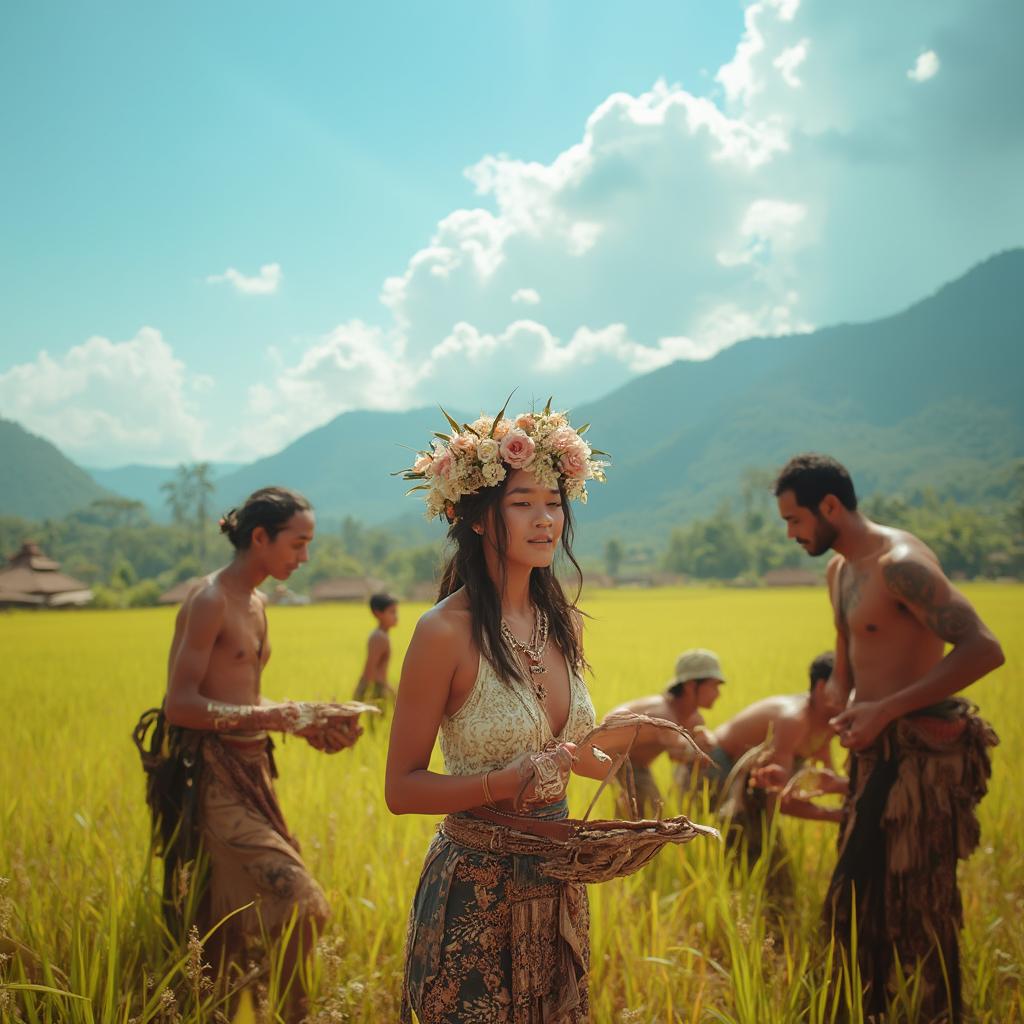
xmin=437 ymin=475 xmax=587 ymax=684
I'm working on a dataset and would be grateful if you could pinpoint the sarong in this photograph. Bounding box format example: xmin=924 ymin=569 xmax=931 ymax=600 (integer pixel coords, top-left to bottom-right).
xmin=134 ymin=709 xmax=327 ymax=944
xmin=401 ymin=799 xmax=589 ymax=1024
xmin=200 ymin=732 xmax=328 ymax=941
xmin=823 ymin=699 xmax=998 ymax=1023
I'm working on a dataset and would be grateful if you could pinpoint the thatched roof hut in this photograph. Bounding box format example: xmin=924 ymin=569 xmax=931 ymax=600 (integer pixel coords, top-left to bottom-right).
xmin=158 ymin=577 xmax=204 ymax=605
xmin=406 ymin=581 xmax=438 ymax=603
xmin=0 ymin=541 xmax=93 ymax=608
xmin=268 ymin=584 xmax=310 ymax=606
xmin=310 ymin=576 xmax=388 ymax=603
xmin=763 ymin=567 xmax=823 ymax=587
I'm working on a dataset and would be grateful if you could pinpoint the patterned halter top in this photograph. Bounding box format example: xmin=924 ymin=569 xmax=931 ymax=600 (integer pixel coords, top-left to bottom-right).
xmin=440 ymin=650 xmax=596 ymax=777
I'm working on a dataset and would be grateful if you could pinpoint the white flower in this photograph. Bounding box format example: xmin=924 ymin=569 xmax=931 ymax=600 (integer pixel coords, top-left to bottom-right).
xmin=481 ymin=462 xmax=506 ymax=486
xmin=477 ymin=438 xmax=500 ymax=463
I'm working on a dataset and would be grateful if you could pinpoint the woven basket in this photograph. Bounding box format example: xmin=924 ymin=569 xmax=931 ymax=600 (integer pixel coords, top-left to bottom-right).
xmin=444 ymin=712 xmax=720 ymax=883
xmin=443 ymin=810 xmax=717 ymax=884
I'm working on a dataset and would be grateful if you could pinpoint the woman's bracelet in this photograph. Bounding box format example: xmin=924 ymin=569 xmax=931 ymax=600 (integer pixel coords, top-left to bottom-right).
xmin=481 ymin=768 xmax=495 ymax=806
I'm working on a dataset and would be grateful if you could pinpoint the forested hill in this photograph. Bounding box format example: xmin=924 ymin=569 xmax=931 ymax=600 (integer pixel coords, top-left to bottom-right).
xmin=570 ymin=247 xmax=1024 ymax=533
xmin=2 ymin=248 xmax=1022 ymax=527
xmin=214 ymin=247 xmax=1024 ymax=527
xmin=0 ymin=419 xmax=113 ymax=519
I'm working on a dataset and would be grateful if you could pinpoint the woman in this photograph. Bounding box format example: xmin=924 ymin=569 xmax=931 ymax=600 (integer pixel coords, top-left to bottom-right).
xmin=385 ymin=402 xmax=612 ymax=1023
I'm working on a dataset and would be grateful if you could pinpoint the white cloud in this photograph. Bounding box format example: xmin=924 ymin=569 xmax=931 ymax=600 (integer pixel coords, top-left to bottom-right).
xmin=209 ymin=0 xmax=1024 ymax=465
xmin=35 ymin=0 xmax=1017 ymax=464
xmin=241 ymin=321 xmax=412 ymax=454
xmin=0 ymin=328 xmax=206 ymax=466
xmin=246 ymin=0 xmax=1024 ymax=455
xmin=206 ymin=262 xmax=282 ymax=295
xmin=907 ymin=50 xmax=940 ymax=83
xmin=773 ymin=39 xmax=809 ymax=88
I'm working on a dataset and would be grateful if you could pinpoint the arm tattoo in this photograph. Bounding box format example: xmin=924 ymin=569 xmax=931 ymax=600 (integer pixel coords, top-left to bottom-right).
xmin=882 ymin=561 xmax=976 ymax=643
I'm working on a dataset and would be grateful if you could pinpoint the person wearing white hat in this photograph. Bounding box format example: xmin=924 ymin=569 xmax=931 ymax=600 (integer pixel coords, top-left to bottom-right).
xmin=601 ymin=648 xmax=724 ymax=818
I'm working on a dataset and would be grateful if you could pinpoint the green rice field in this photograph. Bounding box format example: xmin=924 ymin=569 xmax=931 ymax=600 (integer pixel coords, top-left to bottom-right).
xmin=1 ymin=584 xmax=1021 ymax=1022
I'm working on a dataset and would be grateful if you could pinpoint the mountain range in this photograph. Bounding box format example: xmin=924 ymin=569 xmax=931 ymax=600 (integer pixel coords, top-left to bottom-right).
xmin=3 ymin=249 xmax=1022 ymax=536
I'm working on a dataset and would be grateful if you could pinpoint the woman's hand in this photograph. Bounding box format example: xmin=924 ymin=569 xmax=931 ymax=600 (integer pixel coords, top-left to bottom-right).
xmin=495 ymin=742 xmax=577 ymax=809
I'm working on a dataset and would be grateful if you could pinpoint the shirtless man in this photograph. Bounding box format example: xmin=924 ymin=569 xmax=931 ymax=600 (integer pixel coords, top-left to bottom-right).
xmin=710 ymin=652 xmax=848 ymax=826
xmin=143 ymin=486 xmax=368 ymax=1018
xmin=775 ymin=452 xmax=1003 ymax=1022
xmin=353 ymin=593 xmax=399 ymax=705
xmin=603 ymin=648 xmax=723 ymax=817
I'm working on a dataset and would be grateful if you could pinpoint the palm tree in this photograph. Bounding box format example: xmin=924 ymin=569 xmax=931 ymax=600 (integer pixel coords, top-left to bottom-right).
xmin=191 ymin=463 xmax=216 ymax=564
xmin=160 ymin=463 xmax=216 ymax=562
xmin=160 ymin=464 xmax=193 ymax=529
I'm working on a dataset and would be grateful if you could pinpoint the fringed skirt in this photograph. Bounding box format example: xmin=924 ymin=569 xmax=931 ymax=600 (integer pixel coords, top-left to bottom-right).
xmin=824 ymin=698 xmax=998 ymax=1022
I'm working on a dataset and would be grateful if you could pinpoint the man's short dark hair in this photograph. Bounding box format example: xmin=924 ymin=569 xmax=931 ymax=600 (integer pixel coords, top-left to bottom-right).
xmin=809 ymin=651 xmax=834 ymax=691
xmin=667 ymin=677 xmax=714 ymax=698
xmin=774 ymin=453 xmax=858 ymax=511
xmin=369 ymin=593 xmax=398 ymax=614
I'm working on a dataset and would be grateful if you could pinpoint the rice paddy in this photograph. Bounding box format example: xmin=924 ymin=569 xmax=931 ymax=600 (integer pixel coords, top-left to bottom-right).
xmin=1 ymin=584 xmax=1021 ymax=1022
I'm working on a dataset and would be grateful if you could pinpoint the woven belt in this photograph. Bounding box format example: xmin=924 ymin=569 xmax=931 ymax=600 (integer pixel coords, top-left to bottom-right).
xmin=440 ymin=809 xmax=573 ymax=856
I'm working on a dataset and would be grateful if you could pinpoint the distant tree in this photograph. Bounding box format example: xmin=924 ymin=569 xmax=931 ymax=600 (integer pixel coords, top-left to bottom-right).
xmin=161 ymin=463 xmax=216 ymax=563
xmin=160 ymin=465 xmax=193 ymax=529
xmin=0 ymin=516 xmax=36 ymax=560
xmin=1014 ymin=461 xmax=1024 ymax=537
xmin=604 ymin=537 xmax=624 ymax=578
xmin=83 ymin=497 xmax=148 ymax=530
xmin=664 ymin=510 xmax=750 ymax=579
xmin=403 ymin=544 xmax=443 ymax=584
xmin=340 ymin=516 xmax=364 ymax=555
xmin=739 ymin=467 xmax=775 ymax=531
xmin=191 ymin=463 xmax=215 ymax=564
xmin=305 ymin=536 xmax=364 ymax=585
xmin=110 ymin=556 xmax=137 ymax=589
xmin=170 ymin=555 xmax=203 ymax=584
xmin=127 ymin=579 xmax=163 ymax=607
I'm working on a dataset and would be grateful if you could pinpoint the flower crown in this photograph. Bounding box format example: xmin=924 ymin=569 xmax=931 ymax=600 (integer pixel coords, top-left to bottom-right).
xmin=398 ymin=396 xmax=609 ymax=521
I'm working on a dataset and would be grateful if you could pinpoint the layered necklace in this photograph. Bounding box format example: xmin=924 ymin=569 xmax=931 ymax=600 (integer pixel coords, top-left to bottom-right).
xmin=500 ymin=607 xmax=550 ymax=701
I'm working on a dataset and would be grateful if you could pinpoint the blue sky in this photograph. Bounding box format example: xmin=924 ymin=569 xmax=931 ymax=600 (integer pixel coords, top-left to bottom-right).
xmin=2 ymin=1 xmax=1022 ymax=466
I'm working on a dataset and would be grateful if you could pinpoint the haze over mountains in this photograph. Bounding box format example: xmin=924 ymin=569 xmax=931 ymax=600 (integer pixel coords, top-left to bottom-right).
xmin=4 ymin=249 xmax=1022 ymax=531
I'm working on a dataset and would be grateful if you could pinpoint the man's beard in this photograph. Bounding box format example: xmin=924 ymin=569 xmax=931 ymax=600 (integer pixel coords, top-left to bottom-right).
xmin=805 ymin=515 xmax=838 ymax=557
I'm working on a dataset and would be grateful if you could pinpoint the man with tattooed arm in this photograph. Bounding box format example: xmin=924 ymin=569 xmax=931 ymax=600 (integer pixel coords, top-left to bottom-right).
xmin=775 ymin=453 xmax=1003 ymax=1023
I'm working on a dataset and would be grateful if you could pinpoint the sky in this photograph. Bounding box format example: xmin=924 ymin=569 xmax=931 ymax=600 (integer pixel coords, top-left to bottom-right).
xmin=2 ymin=0 xmax=1022 ymax=467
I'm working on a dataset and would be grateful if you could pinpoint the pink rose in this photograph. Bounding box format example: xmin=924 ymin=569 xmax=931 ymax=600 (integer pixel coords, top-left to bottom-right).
xmin=449 ymin=432 xmax=475 ymax=455
xmin=432 ymin=447 xmax=454 ymax=479
xmin=558 ymin=441 xmax=591 ymax=480
xmin=515 ymin=414 xmax=536 ymax=433
xmin=548 ymin=426 xmax=581 ymax=453
xmin=499 ymin=429 xmax=536 ymax=469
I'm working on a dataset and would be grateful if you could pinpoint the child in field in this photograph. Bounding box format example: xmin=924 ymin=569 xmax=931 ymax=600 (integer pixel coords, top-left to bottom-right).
xmin=353 ymin=593 xmax=399 ymax=705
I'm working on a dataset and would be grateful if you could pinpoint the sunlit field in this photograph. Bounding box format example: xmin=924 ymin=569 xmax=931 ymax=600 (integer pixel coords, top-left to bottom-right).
xmin=1 ymin=585 xmax=1021 ymax=1023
